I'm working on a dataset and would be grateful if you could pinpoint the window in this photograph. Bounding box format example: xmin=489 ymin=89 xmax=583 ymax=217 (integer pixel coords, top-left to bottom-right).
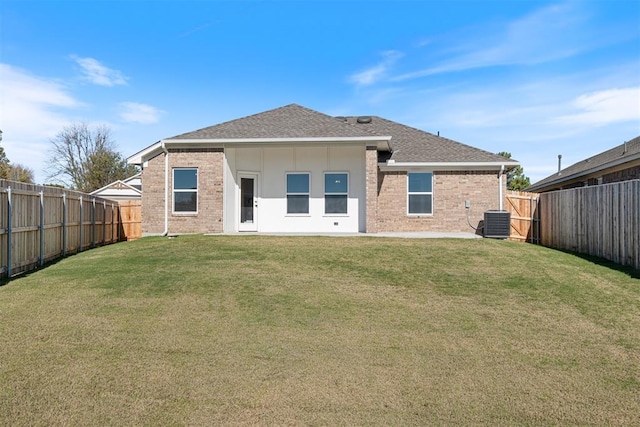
xmin=407 ymin=172 xmax=433 ymax=215
xmin=286 ymin=173 xmax=309 ymax=214
xmin=325 ymin=173 xmax=348 ymax=214
xmin=173 ymin=168 xmax=198 ymax=213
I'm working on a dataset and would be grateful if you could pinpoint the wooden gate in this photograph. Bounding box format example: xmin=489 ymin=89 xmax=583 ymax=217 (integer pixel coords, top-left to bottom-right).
xmin=118 ymin=200 xmax=142 ymax=241
xmin=506 ymin=191 xmax=540 ymax=243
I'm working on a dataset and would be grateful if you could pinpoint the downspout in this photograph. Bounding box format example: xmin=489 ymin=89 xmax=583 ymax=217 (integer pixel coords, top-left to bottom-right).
xmin=161 ymin=142 xmax=169 ymax=236
xmin=499 ymin=164 xmax=505 ymax=211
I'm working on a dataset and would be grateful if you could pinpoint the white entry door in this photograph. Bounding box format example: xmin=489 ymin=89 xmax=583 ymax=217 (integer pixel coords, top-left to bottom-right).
xmin=238 ymin=173 xmax=258 ymax=231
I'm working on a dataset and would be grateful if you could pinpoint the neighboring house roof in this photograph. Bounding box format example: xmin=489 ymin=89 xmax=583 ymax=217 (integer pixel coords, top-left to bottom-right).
xmin=90 ymin=173 xmax=142 ymax=200
xmin=528 ymin=136 xmax=640 ymax=192
xmin=127 ymin=104 xmax=519 ymax=171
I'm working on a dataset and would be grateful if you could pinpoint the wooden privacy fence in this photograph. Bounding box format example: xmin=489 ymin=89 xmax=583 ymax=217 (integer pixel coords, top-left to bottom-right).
xmin=506 ymin=191 xmax=540 ymax=243
xmin=1 ymin=180 xmax=142 ymax=279
xmin=119 ymin=200 xmax=142 ymax=240
xmin=539 ymin=180 xmax=640 ymax=270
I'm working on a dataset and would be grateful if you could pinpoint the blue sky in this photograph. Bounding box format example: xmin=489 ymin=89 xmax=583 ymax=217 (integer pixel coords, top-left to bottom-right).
xmin=1 ymin=0 xmax=639 ymax=185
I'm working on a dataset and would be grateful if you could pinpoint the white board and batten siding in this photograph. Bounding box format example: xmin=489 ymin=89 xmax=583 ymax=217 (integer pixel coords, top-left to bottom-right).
xmin=224 ymin=145 xmax=366 ymax=233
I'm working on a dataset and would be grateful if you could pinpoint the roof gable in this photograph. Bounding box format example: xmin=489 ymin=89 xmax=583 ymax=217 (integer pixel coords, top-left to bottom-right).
xmin=90 ymin=175 xmax=142 ymax=196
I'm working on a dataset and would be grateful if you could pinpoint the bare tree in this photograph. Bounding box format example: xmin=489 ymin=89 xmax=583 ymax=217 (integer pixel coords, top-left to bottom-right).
xmin=47 ymin=122 xmax=137 ymax=192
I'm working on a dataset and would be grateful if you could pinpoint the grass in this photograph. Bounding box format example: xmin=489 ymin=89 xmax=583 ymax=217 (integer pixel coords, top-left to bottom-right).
xmin=0 ymin=235 xmax=638 ymax=425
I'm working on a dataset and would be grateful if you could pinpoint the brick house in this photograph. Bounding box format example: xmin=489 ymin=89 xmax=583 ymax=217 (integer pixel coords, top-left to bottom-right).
xmin=127 ymin=104 xmax=518 ymax=235
xmin=528 ymin=135 xmax=640 ymax=192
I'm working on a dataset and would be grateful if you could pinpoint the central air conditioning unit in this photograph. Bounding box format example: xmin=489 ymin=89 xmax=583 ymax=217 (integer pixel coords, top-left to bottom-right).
xmin=483 ymin=210 xmax=511 ymax=239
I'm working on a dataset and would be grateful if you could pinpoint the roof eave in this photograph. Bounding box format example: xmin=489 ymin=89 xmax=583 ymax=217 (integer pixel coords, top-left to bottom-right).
xmin=528 ymin=152 xmax=640 ymax=192
xmin=128 ymin=137 xmax=393 ymax=165
xmin=378 ymin=161 xmax=520 ymax=172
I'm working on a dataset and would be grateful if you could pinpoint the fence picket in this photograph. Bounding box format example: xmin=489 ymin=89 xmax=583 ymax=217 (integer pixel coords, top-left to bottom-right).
xmin=505 ymin=191 xmax=540 ymax=243
xmin=539 ymin=180 xmax=639 ymax=270
xmin=1 ymin=179 xmax=142 ymax=280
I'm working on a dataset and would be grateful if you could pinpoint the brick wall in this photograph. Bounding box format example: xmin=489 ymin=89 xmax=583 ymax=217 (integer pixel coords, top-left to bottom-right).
xmin=376 ymin=170 xmax=503 ymax=233
xmin=141 ymin=147 xmax=505 ymax=234
xmin=141 ymin=148 xmax=224 ymax=235
xmin=141 ymin=153 xmax=165 ymax=235
xmin=365 ymin=146 xmax=378 ymax=233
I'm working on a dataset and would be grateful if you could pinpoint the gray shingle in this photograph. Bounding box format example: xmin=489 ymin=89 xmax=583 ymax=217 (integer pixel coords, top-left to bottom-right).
xmin=167 ymin=104 xmax=514 ymax=164
xmin=342 ymin=116 xmax=514 ymax=163
xmin=528 ymin=135 xmax=640 ymax=190
xmin=169 ymin=104 xmax=376 ymax=140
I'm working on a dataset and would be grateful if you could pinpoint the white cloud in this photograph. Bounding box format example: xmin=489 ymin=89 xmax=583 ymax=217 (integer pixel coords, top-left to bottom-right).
xmin=0 ymin=64 xmax=80 ymax=139
xmin=0 ymin=63 xmax=84 ymax=183
xmin=393 ymin=2 xmax=617 ymax=81
xmin=349 ymin=50 xmax=403 ymax=86
xmin=118 ymin=102 xmax=164 ymax=124
xmin=552 ymin=87 xmax=640 ymax=126
xmin=72 ymin=56 xmax=128 ymax=86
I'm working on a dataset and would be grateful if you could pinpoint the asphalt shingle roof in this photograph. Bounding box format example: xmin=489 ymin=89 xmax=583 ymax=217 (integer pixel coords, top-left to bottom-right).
xmin=528 ymin=136 xmax=640 ymax=191
xmin=342 ymin=116 xmax=515 ymax=163
xmin=169 ymin=104 xmax=376 ymax=140
xmin=169 ymin=104 xmax=513 ymax=164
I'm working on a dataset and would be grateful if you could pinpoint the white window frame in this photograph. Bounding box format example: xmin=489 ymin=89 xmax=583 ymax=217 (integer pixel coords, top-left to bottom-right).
xmin=286 ymin=172 xmax=310 ymax=215
xmin=407 ymin=172 xmax=433 ymax=216
xmin=173 ymin=168 xmax=198 ymax=214
xmin=324 ymin=172 xmax=349 ymax=215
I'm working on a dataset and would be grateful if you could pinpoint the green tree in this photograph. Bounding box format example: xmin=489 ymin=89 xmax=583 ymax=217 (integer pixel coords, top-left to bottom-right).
xmin=47 ymin=122 xmax=138 ymax=192
xmin=0 ymin=130 xmax=9 ymax=179
xmin=497 ymin=152 xmax=531 ymax=191
xmin=0 ymin=130 xmax=35 ymax=183
xmin=85 ymin=148 xmax=138 ymax=192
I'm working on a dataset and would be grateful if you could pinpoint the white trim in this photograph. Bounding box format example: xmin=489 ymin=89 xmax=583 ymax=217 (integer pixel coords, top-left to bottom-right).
xmin=407 ymin=172 xmax=434 ymax=216
xmin=162 ymin=143 xmax=169 ymax=235
xmin=380 ymin=161 xmax=519 ymax=172
xmin=285 ymin=172 xmax=311 ymax=215
xmin=172 ymin=168 xmax=199 ymax=214
xmin=499 ymin=165 xmax=505 ymax=210
xmin=163 ymin=136 xmax=391 ymax=144
xmin=128 ymin=144 xmax=164 ymax=165
xmin=90 ymin=180 xmax=142 ymax=196
xmin=324 ymin=171 xmax=349 ymax=215
xmin=238 ymin=172 xmax=259 ymax=231
xmin=128 ymin=137 xmax=392 ymax=165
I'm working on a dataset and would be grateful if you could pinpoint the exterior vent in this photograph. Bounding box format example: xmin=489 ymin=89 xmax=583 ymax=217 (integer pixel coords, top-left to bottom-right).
xmin=483 ymin=210 xmax=511 ymax=239
xmin=356 ymin=116 xmax=372 ymax=124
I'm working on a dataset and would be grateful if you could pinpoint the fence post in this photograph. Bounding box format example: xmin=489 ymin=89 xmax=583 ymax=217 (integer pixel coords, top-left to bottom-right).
xmin=6 ymin=186 xmax=12 ymax=278
xmin=92 ymin=198 xmax=96 ymax=249
xmin=79 ymin=196 xmax=83 ymax=252
xmin=113 ymin=203 xmax=116 ymax=243
xmin=102 ymin=200 xmax=106 ymax=246
xmin=62 ymin=193 xmax=67 ymax=257
xmin=111 ymin=202 xmax=116 ymax=243
xmin=39 ymin=191 xmax=44 ymax=267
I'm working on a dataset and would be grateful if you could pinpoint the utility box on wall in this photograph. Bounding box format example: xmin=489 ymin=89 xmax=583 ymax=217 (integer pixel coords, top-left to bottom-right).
xmin=483 ymin=210 xmax=511 ymax=239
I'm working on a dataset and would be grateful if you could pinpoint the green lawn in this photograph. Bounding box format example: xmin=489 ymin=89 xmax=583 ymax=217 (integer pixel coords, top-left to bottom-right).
xmin=1 ymin=236 xmax=638 ymax=425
